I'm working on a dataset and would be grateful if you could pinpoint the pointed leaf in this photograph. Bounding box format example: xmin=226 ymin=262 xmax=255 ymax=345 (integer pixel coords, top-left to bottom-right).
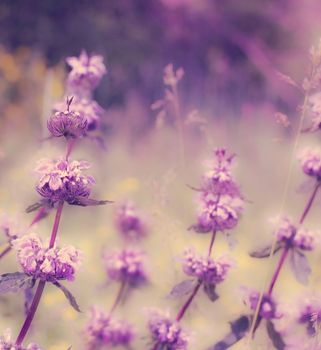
xmin=266 ymin=320 xmax=286 ymax=350
xmin=70 ymin=197 xmax=113 ymax=207
xmin=208 ymin=315 xmax=251 ymax=350
xmin=289 ymin=249 xmax=311 ymax=285
xmin=167 ymin=279 xmax=197 ymax=299
xmin=52 ymin=281 xmax=81 ymax=312
xmin=24 ymin=287 xmax=34 ymax=315
xmin=25 ymin=202 xmax=43 ymax=213
xmin=203 ymin=283 xmax=219 ymax=302
xmin=249 ymin=242 xmax=282 ymax=258
xmin=0 ymin=272 xmax=35 ymax=293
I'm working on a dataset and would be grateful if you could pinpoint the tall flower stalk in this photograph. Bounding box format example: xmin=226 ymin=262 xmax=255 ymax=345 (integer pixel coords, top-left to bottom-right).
xmin=84 ymin=201 xmax=149 ymax=349
xmin=152 ymin=64 xmax=186 ymax=167
xmin=248 ymin=40 xmax=321 ymax=341
xmin=0 ymin=51 xmax=108 ymax=349
xmin=147 ymin=148 xmax=244 ymax=350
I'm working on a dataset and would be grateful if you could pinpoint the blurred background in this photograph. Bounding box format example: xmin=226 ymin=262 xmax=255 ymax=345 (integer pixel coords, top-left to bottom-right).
xmin=0 ymin=1 xmax=321 ymax=350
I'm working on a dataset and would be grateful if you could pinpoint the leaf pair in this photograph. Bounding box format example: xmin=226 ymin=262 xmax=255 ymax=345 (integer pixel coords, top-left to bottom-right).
xmin=168 ymin=279 xmax=219 ymax=302
xmin=208 ymin=316 xmax=285 ymax=350
xmin=250 ymin=243 xmax=311 ymax=285
xmin=0 ymin=272 xmax=81 ymax=312
xmin=249 ymin=242 xmax=283 ymax=258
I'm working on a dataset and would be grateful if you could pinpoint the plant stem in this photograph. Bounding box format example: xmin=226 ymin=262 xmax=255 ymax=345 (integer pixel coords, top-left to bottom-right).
xmin=174 ymin=231 xmax=217 ymax=323
xmin=15 ymin=280 xmax=46 ymax=346
xmin=267 ymin=183 xmax=319 ymax=297
xmin=251 ymin=183 xmax=320 ymax=338
xmin=299 ymin=182 xmax=320 ymax=224
xmin=15 ymin=202 xmax=65 ymax=346
xmin=208 ymin=230 xmax=217 ymax=257
xmin=109 ymin=281 xmax=126 ymax=315
xmin=267 ymin=246 xmax=290 ymax=296
xmin=49 ymin=201 xmax=64 ymax=248
xmin=29 ymin=207 xmax=48 ymax=228
xmin=175 ymin=280 xmax=202 ymax=322
xmin=0 ymin=244 xmax=11 ymax=259
xmin=172 ymin=84 xmax=185 ymax=168
xmin=66 ymin=138 xmax=76 ymax=160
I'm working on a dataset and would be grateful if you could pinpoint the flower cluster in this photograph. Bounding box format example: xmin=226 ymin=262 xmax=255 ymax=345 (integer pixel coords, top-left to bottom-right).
xmin=247 ymin=291 xmax=279 ymax=320
xmin=103 ymin=247 xmax=147 ymax=286
xmin=298 ymin=298 xmax=321 ymax=336
xmin=0 ymin=329 xmax=42 ymax=350
xmin=299 ymin=148 xmax=321 ymax=179
xmin=148 ymin=310 xmax=189 ymax=350
xmin=163 ymin=63 xmax=184 ymax=87
xmin=13 ymin=234 xmax=82 ymax=282
xmin=192 ymin=149 xmax=244 ymax=233
xmin=115 ymin=201 xmax=147 ymax=240
xmin=195 ymin=192 xmax=244 ymax=233
xmin=183 ymin=248 xmax=232 ymax=285
xmin=35 ymin=158 xmax=95 ymax=205
xmin=50 ymin=51 xmax=106 ymax=139
xmin=85 ymin=307 xmax=134 ymax=349
xmin=275 ymin=217 xmax=318 ymax=251
xmin=66 ymin=51 xmax=106 ymax=94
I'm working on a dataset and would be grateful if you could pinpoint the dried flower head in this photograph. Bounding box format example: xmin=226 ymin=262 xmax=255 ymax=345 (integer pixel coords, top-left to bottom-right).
xmin=13 ymin=234 xmax=82 ymax=282
xmin=0 ymin=329 xmax=42 ymax=350
xmin=55 ymin=97 xmax=104 ymax=132
xmin=103 ymin=247 xmax=147 ymax=286
xmin=115 ymin=202 xmax=147 ymax=240
xmin=148 ymin=310 xmax=189 ymax=350
xmin=182 ymin=248 xmax=232 ymax=285
xmin=299 ymin=148 xmax=321 ymax=179
xmin=47 ymin=106 xmax=87 ymax=139
xmin=66 ymin=51 xmax=106 ymax=94
xmin=35 ymin=158 xmax=95 ymax=205
xmin=85 ymin=307 xmax=134 ymax=349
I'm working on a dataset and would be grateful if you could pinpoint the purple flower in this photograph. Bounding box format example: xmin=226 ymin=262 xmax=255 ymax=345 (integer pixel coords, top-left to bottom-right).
xmin=193 ymin=192 xmax=244 ymax=233
xmin=148 ymin=310 xmax=189 ymax=350
xmin=182 ymin=248 xmax=232 ymax=285
xmin=275 ymin=217 xmax=318 ymax=251
xmin=115 ymin=202 xmax=147 ymax=240
xmin=0 ymin=329 xmax=42 ymax=350
xmin=47 ymin=108 xmax=87 ymax=139
xmin=298 ymin=297 xmax=321 ymax=336
xmin=163 ymin=63 xmax=184 ymax=87
xmin=103 ymin=247 xmax=147 ymax=287
xmin=35 ymin=158 xmax=95 ymax=205
xmin=202 ymin=148 xmax=240 ymax=196
xmin=85 ymin=307 xmax=134 ymax=349
xmin=299 ymin=148 xmax=321 ymax=179
xmin=246 ymin=290 xmax=280 ymax=320
xmin=13 ymin=234 xmax=82 ymax=282
xmin=66 ymin=51 xmax=106 ymax=94
xmin=54 ymin=97 xmax=104 ymax=132
xmin=191 ymin=149 xmax=244 ymax=234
